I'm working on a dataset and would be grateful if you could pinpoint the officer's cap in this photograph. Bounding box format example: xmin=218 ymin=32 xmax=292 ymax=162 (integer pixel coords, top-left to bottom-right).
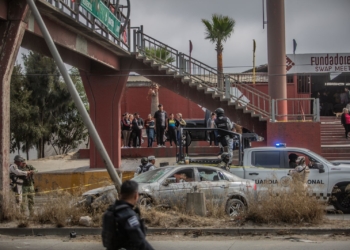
xmin=148 ymin=155 xmax=156 ymax=161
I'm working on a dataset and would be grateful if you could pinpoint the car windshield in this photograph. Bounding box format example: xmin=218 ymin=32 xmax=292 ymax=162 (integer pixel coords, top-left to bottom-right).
xmin=132 ymin=168 xmax=173 ymax=183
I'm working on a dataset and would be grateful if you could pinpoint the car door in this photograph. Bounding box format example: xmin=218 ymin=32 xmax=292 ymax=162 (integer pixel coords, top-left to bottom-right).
xmin=197 ymin=167 xmax=230 ymax=203
xmin=283 ymin=150 xmax=329 ymax=196
xmin=244 ymin=150 xmax=284 ymax=191
xmin=158 ymin=168 xmax=197 ymax=205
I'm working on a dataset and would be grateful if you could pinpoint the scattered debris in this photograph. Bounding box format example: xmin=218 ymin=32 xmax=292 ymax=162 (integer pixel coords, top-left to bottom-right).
xmin=79 ymin=216 xmax=92 ymax=227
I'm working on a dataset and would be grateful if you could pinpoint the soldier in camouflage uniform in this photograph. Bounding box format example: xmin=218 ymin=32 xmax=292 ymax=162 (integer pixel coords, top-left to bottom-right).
xmin=217 ymin=152 xmax=230 ymax=171
xmin=18 ymin=158 xmax=37 ymax=215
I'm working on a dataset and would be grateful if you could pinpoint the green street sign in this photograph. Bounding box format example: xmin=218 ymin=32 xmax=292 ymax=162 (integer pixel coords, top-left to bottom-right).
xmin=80 ymin=0 xmax=121 ymax=38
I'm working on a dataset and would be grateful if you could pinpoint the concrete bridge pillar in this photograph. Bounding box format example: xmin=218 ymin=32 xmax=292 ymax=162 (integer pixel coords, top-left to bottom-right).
xmin=0 ymin=0 xmax=28 ymax=218
xmin=80 ymin=69 xmax=129 ymax=169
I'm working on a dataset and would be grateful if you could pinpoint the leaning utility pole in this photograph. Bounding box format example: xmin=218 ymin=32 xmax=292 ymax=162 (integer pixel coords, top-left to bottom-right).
xmin=26 ymin=0 xmax=122 ymax=191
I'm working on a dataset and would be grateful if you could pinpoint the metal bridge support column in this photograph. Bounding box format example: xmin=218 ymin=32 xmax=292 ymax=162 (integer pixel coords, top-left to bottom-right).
xmin=267 ymin=0 xmax=287 ymax=121
xmin=0 ymin=0 xmax=28 ymax=219
xmin=80 ymin=70 xmax=129 ymax=169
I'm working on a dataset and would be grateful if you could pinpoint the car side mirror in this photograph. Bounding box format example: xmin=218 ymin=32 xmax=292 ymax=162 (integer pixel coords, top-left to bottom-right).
xmin=163 ymin=177 xmax=176 ymax=186
xmin=314 ymin=163 xmax=325 ymax=173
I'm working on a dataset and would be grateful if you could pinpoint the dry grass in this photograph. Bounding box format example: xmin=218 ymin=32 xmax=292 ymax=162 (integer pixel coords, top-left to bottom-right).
xmin=1 ymin=178 xmax=326 ymax=228
xmin=141 ymin=206 xmax=220 ymax=228
xmin=0 ymin=188 xmax=109 ymax=228
xmin=34 ymin=191 xmax=87 ymax=227
xmin=244 ymin=178 xmax=326 ymax=224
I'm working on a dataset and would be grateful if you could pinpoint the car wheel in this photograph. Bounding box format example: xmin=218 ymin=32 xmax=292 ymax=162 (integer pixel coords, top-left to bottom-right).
xmin=138 ymin=196 xmax=153 ymax=209
xmin=225 ymin=198 xmax=245 ymax=217
xmin=332 ymin=185 xmax=350 ymax=214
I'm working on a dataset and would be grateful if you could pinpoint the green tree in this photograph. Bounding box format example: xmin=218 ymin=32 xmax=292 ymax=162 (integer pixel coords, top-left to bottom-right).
xmin=22 ymin=52 xmax=71 ymax=158
xmin=202 ymin=14 xmax=235 ymax=89
xmin=49 ymin=67 xmax=88 ymax=155
xmin=10 ymin=64 xmax=42 ymax=159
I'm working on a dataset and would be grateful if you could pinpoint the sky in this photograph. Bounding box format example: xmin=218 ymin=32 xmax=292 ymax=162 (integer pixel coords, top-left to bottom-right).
xmin=129 ymin=0 xmax=350 ymax=73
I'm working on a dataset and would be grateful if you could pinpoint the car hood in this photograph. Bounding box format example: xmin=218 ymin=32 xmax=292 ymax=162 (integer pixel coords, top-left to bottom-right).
xmin=82 ymin=182 xmax=157 ymax=197
xmin=82 ymin=185 xmax=115 ymax=196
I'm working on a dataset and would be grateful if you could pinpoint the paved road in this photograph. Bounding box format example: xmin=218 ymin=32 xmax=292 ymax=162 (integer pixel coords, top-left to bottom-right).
xmin=0 ymin=236 xmax=349 ymax=250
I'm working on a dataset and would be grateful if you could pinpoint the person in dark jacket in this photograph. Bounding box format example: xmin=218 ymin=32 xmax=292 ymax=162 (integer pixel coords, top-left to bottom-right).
xmin=167 ymin=113 xmax=178 ymax=147
xmin=132 ymin=113 xmax=144 ymax=148
xmin=154 ymin=104 xmax=168 ymax=147
xmin=128 ymin=114 xmax=134 ymax=147
xmin=122 ymin=113 xmax=131 ymax=148
xmin=103 ymin=180 xmax=154 ymax=250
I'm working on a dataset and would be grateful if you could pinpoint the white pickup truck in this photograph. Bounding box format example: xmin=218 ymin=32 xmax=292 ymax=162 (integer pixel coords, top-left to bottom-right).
xmin=229 ymin=146 xmax=350 ymax=213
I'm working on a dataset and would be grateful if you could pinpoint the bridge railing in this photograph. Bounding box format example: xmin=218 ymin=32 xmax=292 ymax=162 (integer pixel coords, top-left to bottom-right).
xmin=134 ymin=30 xmax=180 ymax=70
xmin=271 ymin=98 xmax=320 ymax=122
xmin=134 ymin=29 xmax=271 ymax=118
xmin=45 ymin=0 xmax=130 ymax=51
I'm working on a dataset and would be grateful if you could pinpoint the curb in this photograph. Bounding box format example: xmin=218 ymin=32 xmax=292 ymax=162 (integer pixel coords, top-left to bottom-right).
xmin=1 ymin=227 xmax=350 ymax=237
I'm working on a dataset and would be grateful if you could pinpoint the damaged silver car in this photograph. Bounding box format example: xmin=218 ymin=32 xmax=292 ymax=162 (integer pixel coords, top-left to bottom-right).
xmin=81 ymin=165 xmax=256 ymax=216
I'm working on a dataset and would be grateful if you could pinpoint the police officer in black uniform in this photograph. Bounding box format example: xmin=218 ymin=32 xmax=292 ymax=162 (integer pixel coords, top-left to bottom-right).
xmin=214 ymin=108 xmax=233 ymax=164
xmin=102 ymin=180 xmax=154 ymax=250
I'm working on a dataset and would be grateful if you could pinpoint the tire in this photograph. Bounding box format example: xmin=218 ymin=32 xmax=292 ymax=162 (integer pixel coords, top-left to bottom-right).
xmin=138 ymin=196 xmax=152 ymax=209
xmin=225 ymin=198 xmax=245 ymax=217
xmin=332 ymin=185 xmax=350 ymax=214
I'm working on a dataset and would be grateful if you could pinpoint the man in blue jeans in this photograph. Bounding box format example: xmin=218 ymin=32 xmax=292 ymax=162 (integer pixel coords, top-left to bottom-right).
xmin=154 ymin=104 xmax=168 ymax=147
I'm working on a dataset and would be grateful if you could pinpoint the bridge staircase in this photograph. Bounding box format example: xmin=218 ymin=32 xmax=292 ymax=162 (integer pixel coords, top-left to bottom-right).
xmin=320 ymin=116 xmax=350 ymax=161
xmin=129 ymin=30 xmax=271 ymax=135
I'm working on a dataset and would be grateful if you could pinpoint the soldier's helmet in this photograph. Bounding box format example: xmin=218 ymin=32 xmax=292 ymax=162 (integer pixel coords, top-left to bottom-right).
xmin=221 ymin=153 xmax=230 ymax=164
xmin=288 ymin=153 xmax=298 ymax=162
xmin=14 ymin=155 xmax=25 ymax=162
xmin=215 ymin=108 xmax=224 ymax=116
xmin=141 ymin=157 xmax=148 ymax=164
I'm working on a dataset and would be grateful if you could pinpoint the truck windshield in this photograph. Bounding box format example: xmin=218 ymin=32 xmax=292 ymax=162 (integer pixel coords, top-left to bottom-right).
xmin=308 ymin=151 xmax=331 ymax=165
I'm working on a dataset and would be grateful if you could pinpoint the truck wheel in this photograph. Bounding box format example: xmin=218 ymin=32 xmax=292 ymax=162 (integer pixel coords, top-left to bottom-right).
xmin=225 ymin=198 xmax=245 ymax=217
xmin=332 ymin=185 xmax=350 ymax=214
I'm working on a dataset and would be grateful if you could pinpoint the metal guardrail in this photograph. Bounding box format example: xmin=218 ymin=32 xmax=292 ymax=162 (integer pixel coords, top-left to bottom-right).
xmin=271 ymin=98 xmax=320 ymax=122
xmin=134 ymin=29 xmax=272 ymax=119
xmin=45 ymin=0 xmax=130 ymax=51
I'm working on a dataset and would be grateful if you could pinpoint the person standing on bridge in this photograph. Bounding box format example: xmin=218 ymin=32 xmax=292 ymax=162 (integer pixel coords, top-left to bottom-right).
xmin=214 ymin=108 xmax=233 ymax=164
xmin=154 ymin=104 xmax=168 ymax=147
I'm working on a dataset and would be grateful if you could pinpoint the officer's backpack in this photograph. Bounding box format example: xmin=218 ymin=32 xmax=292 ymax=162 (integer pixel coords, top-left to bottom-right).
xmin=102 ymin=203 xmax=129 ymax=249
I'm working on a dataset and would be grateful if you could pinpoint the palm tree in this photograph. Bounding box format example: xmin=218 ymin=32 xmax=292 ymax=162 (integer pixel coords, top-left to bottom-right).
xmin=202 ymin=14 xmax=235 ymax=90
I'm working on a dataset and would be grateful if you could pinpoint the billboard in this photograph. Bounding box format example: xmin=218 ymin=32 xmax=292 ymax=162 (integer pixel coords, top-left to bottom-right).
xmin=286 ymin=53 xmax=350 ymax=74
